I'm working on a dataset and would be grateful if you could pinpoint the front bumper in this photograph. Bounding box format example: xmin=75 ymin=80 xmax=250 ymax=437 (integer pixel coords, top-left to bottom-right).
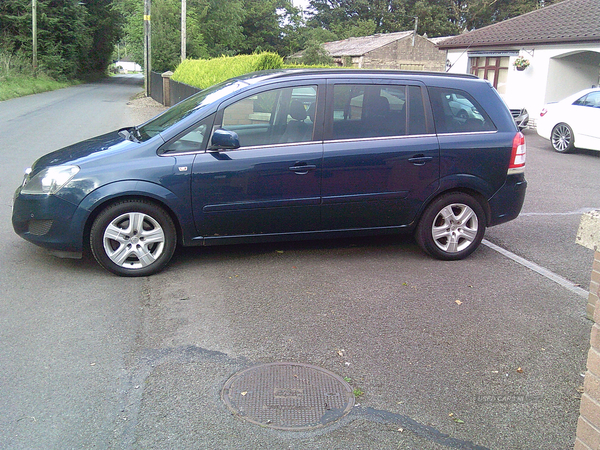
xmin=12 ymin=187 xmax=85 ymax=253
xmin=510 ymin=108 xmax=529 ymax=130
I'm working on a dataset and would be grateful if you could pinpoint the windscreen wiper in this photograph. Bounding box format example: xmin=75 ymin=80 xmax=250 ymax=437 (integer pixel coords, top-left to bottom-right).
xmin=118 ymin=127 xmax=140 ymax=142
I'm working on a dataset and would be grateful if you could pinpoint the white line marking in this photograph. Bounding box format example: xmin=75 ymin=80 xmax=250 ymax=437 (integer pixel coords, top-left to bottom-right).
xmin=520 ymin=207 xmax=599 ymax=217
xmin=482 ymin=239 xmax=589 ymax=298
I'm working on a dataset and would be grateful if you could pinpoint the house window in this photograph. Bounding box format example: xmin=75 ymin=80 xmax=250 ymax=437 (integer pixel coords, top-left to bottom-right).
xmin=470 ymin=57 xmax=509 ymax=94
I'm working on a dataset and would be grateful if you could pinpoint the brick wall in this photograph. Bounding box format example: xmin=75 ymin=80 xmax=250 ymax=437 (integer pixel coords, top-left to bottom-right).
xmin=576 ymin=209 xmax=600 ymax=449
xmin=576 ymin=253 xmax=600 ymax=449
xmin=589 ymin=256 xmax=600 ymax=318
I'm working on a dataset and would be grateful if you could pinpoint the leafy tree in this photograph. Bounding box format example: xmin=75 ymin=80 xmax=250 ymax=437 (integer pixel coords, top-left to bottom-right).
xmin=0 ymin=0 xmax=91 ymax=79
xmin=410 ymin=0 xmax=462 ymax=37
xmin=305 ymin=0 xmax=561 ymax=39
xmin=331 ymin=18 xmax=376 ymax=40
xmin=198 ymin=0 xmax=245 ymax=57
xmin=150 ymin=0 xmax=208 ymax=72
xmin=82 ymin=0 xmax=123 ymax=74
xmin=298 ymin=40 xmax=334 ymax=65
xmin=239 ymin=0 xmax=301 ymax=55
xmin=307 ymin=0 xmax=407 ymax=34
xmin=1 ymin=0 xmax=122 ymax=79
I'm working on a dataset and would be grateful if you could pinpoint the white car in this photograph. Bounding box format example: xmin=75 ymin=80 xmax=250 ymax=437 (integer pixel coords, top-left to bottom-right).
xmin=537 ymin=87 xmax=600 ymax=153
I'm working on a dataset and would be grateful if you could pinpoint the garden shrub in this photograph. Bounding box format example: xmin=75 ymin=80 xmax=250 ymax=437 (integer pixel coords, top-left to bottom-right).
xmin=171 ymin=52 xmax=338 ymax=89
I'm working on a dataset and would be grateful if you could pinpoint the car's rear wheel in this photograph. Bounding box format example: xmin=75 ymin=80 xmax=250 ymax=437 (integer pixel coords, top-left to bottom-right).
xmin=415 ymin=193 xmax=486 ymax=260
xmin=90 ymin=200 xmax=176 ymax=276
xmin=551 ymin=123 xmax=575 ymax=153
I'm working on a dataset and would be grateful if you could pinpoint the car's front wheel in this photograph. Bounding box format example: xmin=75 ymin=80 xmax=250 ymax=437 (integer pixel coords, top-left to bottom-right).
xmin=90 ymin=200 xmax=176 ymax=276
xmin=551 ymin=123 xmax=575 ymax=153
xmin=415 ymin=193 xmax=486 ymax=260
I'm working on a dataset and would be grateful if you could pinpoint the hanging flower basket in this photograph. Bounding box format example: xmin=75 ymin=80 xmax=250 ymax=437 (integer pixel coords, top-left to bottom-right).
xmin=514 ymin=56 xmax=530 ymax=71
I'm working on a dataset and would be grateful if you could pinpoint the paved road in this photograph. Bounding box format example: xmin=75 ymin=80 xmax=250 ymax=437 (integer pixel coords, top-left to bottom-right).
xmin=0 ymin=75 xmax=148 ymax=449
xmin=0 ymin=76 xmax=597 ymax=449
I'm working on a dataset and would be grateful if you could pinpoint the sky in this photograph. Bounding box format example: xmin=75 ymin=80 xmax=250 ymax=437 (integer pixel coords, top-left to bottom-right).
xmin=292 ymin=0 xmax=311 ymax=12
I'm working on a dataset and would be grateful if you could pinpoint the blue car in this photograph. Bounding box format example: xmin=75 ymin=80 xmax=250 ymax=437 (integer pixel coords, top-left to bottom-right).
xmin=12 ymin=70 xmax=527 ymax=276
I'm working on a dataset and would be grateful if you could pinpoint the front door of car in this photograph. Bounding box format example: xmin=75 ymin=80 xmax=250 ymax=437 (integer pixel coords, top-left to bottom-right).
xmin=571 ymin=91 xmax=600 ymax=151
xmin=191 ymin=83 xmax=324 ymax=239
xmin=321 ymin=82 xmax=440 ymax=230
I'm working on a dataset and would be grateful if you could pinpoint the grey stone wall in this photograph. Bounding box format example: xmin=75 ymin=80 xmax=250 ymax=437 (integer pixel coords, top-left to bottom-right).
xmin=360 ymin=35 xmax=446 ymax=71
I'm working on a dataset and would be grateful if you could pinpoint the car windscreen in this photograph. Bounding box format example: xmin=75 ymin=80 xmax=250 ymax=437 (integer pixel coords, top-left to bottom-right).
xmin=135 ymin=79 xmax=249 ymax=141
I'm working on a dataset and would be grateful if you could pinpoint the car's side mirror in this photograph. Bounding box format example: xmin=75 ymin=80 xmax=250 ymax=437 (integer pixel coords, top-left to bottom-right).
xmin=209 ymin=129 xmax=240 ymax=151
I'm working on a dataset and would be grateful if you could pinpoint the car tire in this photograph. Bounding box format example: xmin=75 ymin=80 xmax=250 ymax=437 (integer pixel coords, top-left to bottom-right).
xmin=90 ymin=199 xmax=176 ymax=276
xmin=415 ymin=193 xmax=486 ymax=260
xmin=551 ymin=123 xmax=575 ymax=153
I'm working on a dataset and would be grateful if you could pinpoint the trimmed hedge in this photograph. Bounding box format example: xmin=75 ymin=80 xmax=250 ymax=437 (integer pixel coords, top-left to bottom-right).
xmin=171 ymin=53 xmax=284 ymax=89
xmin=171 ymin=52 xmax=338 ymax=89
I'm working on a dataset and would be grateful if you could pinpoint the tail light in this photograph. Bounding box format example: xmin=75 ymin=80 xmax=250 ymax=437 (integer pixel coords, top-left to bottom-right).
xmin=509 ymin=132 xmax=526 ymax=174
xmin=540 ymin=108 xmax=548 ymax=117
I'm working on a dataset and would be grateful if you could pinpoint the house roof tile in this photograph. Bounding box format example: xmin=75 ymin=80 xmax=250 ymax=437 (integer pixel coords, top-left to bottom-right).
xmin=322 ymin=31 xmax=414 ymax=56
xmin=438 ymin=0 xmax=600 ymax=49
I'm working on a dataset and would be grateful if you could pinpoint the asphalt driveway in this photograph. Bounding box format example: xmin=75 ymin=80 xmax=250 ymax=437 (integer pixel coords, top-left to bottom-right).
xmin=1 ymin=78 xmax=597 ymax=449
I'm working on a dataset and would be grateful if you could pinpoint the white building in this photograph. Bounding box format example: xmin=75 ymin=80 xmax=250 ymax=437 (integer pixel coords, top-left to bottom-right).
xmin=115 ymin=59 xmax=142 ymax=73
xmin=438 ymin=0 xmax=600 ymax=124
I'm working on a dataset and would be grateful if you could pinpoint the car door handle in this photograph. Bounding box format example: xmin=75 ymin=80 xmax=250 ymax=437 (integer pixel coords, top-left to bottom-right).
xmin=408 ymin=155 xmax=433 ymax=166
xmin=289 ymin=163 xmax=317 ymax=174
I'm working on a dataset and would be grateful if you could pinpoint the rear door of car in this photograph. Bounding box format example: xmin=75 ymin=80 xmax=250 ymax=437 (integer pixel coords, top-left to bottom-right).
xmin=321 ymin=78 xmax=440 ymax=230
xmin=190 ymin=80 xmax=326 ymax=239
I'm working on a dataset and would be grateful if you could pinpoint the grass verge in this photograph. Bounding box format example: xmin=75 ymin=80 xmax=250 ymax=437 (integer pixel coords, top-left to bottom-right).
xmin=0 ymin=75 xmax=75 ymax=102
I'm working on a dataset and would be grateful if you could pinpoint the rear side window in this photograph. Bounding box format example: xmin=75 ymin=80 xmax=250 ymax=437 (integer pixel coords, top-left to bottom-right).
xmin=329 ymin=84 xmax=428 ymax=140
xmin=428 ymin=87 xmax=496 ymax=134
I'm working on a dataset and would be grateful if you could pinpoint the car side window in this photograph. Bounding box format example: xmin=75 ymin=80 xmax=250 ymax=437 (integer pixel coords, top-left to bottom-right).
xmin=221 ymin=85 xmax=317 ymax=148
xmin=429 ymin=87 xmax=496 ymax=134
xmin=329 ymin=84 xmax=427 ymax=140
xmin=161 ymin=114 xmax=214 ymax=153
xmin=574 ymin=92 xmax=600 ymax=108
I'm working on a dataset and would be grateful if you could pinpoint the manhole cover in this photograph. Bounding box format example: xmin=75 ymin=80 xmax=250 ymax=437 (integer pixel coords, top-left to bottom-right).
xmin=222 ymin=362 xmax=355 ymax=430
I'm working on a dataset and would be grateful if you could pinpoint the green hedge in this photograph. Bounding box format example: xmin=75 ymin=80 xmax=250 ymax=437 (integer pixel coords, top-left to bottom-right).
xmin=171 ymin=53 xmax=283 ymax=89
xmin=171 ymin=52 xmax=338 ymax=89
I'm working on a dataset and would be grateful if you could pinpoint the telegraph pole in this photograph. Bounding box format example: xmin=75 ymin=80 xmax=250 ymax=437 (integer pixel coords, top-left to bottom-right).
xmin=32 ymin=0 xmax=37 ymax=77
xmin=144 ymin=0 xmax=151 ymax=96
xmin=181 ymin=0 xmax=186 ymax=62
xmin=412 ymin=16 xmax=418 ymax=46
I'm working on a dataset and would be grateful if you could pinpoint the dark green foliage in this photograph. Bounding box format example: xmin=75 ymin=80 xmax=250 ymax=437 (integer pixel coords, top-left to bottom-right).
xmin=306 ymin=0 xmax=562 ymax=39
xmin=0 ymin=0 xmax=122 ymax=80
xmin=297 ymin=41 xmax=334 ymax=66
xmin=239 ymin=0 xmax=301 ymax=55
xmin=1 ymin=0 xmax=563 ymax=84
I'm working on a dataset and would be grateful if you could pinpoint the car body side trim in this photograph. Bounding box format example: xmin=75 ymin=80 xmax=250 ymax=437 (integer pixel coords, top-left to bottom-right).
xmin=322 ymin=191 xmax=409 ymax=204
xmin=202 ymin=196 xmax=321 ymax=212
xmin=324 ymin=134 xmax=436 ymax=145
xmin=190 ymin=223 xmax=413 ymax=245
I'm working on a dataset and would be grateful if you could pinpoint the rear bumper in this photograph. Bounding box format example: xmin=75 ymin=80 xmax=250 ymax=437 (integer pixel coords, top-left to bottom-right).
xmin=487 ymin=173 xmax=527 ymax=227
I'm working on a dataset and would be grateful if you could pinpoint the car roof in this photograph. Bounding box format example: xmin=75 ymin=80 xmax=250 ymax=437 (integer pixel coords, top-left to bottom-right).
xmin=559 ymin=87 xmax=600 ymax=104
xmin=232 ymin=68 xmax=480 ymax=85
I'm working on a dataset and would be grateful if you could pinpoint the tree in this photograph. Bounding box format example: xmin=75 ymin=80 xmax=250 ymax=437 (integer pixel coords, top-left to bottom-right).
xmin=307 ymin=0 xmax=407 ymax=35
xmin=82 ymin=0 xmax=123 ymax=75
xmin=150 ymin=0 xmax=208 ymax=72
xmin=239 ymin=0 xmax=301 ymax=55
xmin=298 ymin=40 xmax=334 ymax=65
xmin=1 ymin=0 xmax=122 ymax=79
xmin=198 ymin=0 xmax=245 ymax=57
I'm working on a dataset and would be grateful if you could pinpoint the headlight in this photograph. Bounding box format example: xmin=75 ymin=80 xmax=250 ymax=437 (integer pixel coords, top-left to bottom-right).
xmin=21 ymin=165 xmax=80 ymax=195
